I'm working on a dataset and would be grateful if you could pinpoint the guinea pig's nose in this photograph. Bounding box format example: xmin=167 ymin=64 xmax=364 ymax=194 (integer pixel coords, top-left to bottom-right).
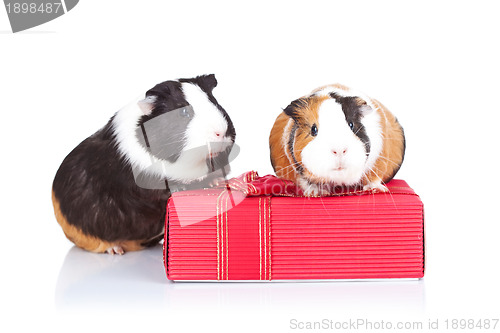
xmin=332 ymin=147 xmax=348 ymax=156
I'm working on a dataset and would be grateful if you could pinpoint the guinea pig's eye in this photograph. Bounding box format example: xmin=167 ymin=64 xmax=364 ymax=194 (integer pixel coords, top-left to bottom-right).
xmin=348 ymin=122 xmax=354 ymax=130
xmin=311 ymin=124 xmax=318 ymax=137
xmin=179 ymin=106 xmax=193 ymax=118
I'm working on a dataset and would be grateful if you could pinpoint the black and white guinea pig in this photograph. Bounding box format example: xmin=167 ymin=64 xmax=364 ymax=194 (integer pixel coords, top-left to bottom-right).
xmin=269 ymin=83 xmax=405 ymax=196
xmin=52 ymin=74 xmax=235 ymax=254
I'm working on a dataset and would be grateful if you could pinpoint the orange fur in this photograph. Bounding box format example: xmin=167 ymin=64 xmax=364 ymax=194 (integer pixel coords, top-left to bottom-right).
xmin=269 ymin=112 xmax=297 ymax=182
xmin=52 ymin=191 xmax=146 ymax=253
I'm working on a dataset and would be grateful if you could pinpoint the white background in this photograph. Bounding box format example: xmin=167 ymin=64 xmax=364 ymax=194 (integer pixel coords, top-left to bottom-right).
xmin=1 ymin=1 xmax=499 ymax=332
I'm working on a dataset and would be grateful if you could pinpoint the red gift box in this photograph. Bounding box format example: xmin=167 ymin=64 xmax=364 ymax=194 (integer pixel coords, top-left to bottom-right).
xmin=164 ymin=172 xmax=424 ymax=281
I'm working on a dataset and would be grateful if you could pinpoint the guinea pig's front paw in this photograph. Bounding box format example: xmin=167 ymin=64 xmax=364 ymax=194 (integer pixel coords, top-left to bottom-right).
xmin=301 ymin=182 xmax=330 ymax=197
xmin=299 ymin=178 xmax=320 ymax=196
xmin=106 ymin=245 xmax=125 ymax=255
xmin=363 ymin=181 xmax=388 ymax=193
xmin=302 ymin=185 xmax=319 ymax=196
xmin=208 ymin=176 xmax=227 ymax=188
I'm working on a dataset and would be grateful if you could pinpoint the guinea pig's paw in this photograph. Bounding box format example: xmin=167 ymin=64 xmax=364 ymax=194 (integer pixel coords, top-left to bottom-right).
xmin=303 ymin=187 xmax=318 ymax=196
xmin=363 ymin=181 xmax=388 ymax=193
xmin=195 ymin=175 xmax=209 ymax=183
xmin=302 ymin=183 xmax=322 ymax=197
xmin=106 ymin=245 xmax=125 ymax=255
xmin=299 ymin=178 xmax=320 ymax=196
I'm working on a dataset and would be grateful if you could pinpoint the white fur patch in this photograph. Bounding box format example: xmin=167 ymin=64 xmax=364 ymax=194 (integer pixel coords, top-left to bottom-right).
xmin=181 ymin=82 xmax=231 ymax=151
xmin=311 ymin=85 xmax=376 ymax=113
xmin=282 ymin=118 xmax=295 ymax=167
xmin=361 ymin=108 xmax=382 ymax=173
xmin=301 ymin=99 xmax=368 ymax=186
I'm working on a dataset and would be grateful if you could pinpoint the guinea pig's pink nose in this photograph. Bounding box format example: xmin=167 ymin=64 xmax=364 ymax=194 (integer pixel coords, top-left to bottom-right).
xmin=332 ymin=148 xmax=348 ymax=156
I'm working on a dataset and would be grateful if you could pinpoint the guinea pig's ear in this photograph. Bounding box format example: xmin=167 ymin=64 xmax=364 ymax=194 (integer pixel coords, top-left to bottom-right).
xmin=145 ymin=81 xmax=172 ymax=101
xmin=196 ymin=74 xmax=218 ymax=92
xmin=283 ymin=98 xmax=308 ymax=120
xmin=283 ymin=104 xmax=298 ymax=119
xmin=355 ymin=97 xmax=373 ymax=115
xmin=138 ymin=96 xmax=157 ymax=115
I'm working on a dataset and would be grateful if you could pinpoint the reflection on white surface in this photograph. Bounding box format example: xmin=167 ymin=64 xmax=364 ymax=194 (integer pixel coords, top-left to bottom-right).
xmin=56 ymin=245 xmax=426 ymax=315
xmin=55 ymin=245 xmax=169 ymax=310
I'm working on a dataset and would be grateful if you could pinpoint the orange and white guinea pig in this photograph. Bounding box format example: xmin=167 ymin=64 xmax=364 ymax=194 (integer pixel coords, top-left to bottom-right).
xmin=269 ymin=84 xmax=405 ymax=196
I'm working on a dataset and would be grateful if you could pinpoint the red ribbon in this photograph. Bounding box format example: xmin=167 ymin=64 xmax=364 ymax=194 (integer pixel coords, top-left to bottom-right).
xmin=219 ymin=171 xmax=398 ymax=197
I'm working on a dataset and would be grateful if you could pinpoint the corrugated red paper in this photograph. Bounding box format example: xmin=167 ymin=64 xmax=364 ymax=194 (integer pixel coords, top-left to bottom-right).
xmin=164 ymin=173 xmax=424 ymax=281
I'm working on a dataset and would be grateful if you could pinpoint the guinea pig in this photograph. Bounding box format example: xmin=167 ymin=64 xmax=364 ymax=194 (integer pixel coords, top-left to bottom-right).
xmin=52 ymin=74 xmax=236 ymax=254
xmin=269 ymin=83 xmax=405 ymax=196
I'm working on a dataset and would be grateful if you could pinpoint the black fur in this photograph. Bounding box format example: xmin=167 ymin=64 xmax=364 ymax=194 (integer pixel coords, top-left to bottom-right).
xmin=330 ymin=93 xmax=371 ymax=155
xmin=52 ymin=122 xmax=169 ymax=243
xmin=283 ymin=98 xmax=308 ymax=122
xmin=52 ymin=74 xmax=234 ymax=245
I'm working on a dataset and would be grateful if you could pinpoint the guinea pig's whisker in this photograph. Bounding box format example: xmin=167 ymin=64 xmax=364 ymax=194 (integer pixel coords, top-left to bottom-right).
xmin=277 ymin=162 xmax=304 ymax=174
xmin=362 ymin=166 xmax=381 ymax=180
xmin=318 ymin=181 xmax=331 ymax=213
xmin=376 ymin=156 xmax=401 ymax=167
xmin=283 ymin=160 xmax=303 ymax=167
xmin=278 ymin=165 xmax=296 ymax=172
